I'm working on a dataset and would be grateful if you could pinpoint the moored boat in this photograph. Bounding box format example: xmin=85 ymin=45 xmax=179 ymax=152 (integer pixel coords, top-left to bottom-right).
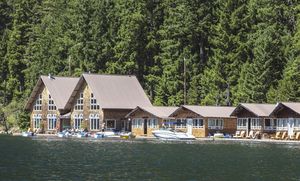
xmin=22 ymin=132 xmax=36 ymax=137
xmin=120 ymin=132 xmax=135 ymax=139
xmin=152 ymin=129 xmax=195 ymax=140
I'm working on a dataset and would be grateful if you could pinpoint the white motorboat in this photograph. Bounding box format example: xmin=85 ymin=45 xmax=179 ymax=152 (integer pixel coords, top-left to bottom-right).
xmin=22 ymin=132 xmax=36 ymax=137
xmin=93 ymin=132 xmax=104 ymax=138
xmin=120 ymin=132 xmax=135 ymax=139
xmin=152 ymin=129 xmax=195 ymax=140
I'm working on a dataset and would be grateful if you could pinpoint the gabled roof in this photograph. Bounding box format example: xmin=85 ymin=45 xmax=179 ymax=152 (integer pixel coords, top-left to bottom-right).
xmin=25 ymin=76 xmax=79 ymax=111
xmin=170 ymin=105 xmax=236 ymax=118
xmin=68 ymin=73 xmax=152 ymax=109
xmin=125 ymin=106 xmax=178 ymax=119
xmin=231 ymin=103 xmax=276 ymax=117
xmin=270 ymin=102 xmax=300 ymax=116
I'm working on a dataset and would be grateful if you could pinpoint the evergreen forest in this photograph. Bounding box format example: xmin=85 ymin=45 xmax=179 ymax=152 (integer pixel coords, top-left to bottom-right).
xmin=0 ymin=0 xmax=300 ymax=130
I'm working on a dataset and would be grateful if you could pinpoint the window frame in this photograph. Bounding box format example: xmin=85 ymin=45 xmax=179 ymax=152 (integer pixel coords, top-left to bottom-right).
xmin=208 ymin=118 xmax=224 ymax=130
xmin=106 ymin=119 xmax=116 ymax=130
xmin=48 ymin=94 xmax=57 ymax=111
xmin=47 ymin=114 xmax=57 ymax=130
xmin=73 ymin=114 xmax=83 ymax=130
xmin=34 ymin=94 xmax=42 ymax=111
xmin=90 ymin=93 xmax=100 ymax=110
xmin=89 ymin=114 xmax=100 ymax=130
xmin=33 ymin=114 xmax=42 ymax=129
xmin=75 ymin=92 xmax=84 ymax=110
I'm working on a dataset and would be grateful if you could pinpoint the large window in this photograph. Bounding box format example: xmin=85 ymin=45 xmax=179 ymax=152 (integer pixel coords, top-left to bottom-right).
xmin=90 ymin=93 xmax=100 ymax=110
xmin=237 ymin=118 xmax=247 ymax=129
xmin=208 ymin=119 xmax=224 ymax=129
xmin=106 ymin=119 xmax=116 ymax=130
xmin=175 ymin=119 xmax=187 ymax=128
xmin=295 ymin=119 xmax=300 ymax=130
xmin=251 ymin=118 xmax=261 ymax=129
xmin=148 ymin=118 xmax=158 ymax=128
xmin=48 ymin=95 xmax=56 ymax=110
xmin=193 ymin=118 xmax=204 ymax=128
xmin=75 ymin=92 xmax=84 ymax=110
xmin=33 ymin=114 xmax=42 ymax=129
xmin=34 ymin=94 xmax=42 ymax=110
xmin=132 ymin=118 xmax=143 ymax=128
xmin=277 ymin=118 xmax=288 ymax=130
xmin=47 ymin=114 xmax=57 ymax=130
xmin=74 ymin=114 xmax=83 ymax=130
xmin=89 ymin=114 xmax=100 ymax=130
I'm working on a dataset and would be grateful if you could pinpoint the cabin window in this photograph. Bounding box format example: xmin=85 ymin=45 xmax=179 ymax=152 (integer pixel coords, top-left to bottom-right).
xmin=106 ymin=119 xmax=116 ymax=130
xmin=89 ymin=114 xmax=100 ymax=130
xmin=193 ymin=118 xmax=204 ymax=128
xmin=208 ymin=119 xmax=224 ymax=129
xmin=264 ymin=118 xmax=276 ymax=130
xmin=250 ymin=118 xmax=261 ymax=129
xmin=175 ymin=119 xmax=187 ymax=129
xmin=34 ymin=94 xmax=42 ymax=110
xmin=75 ymin=92 xmax=84 ymax=110
xmin=73 ymin=114 xmax=83 ymax=130
xmin=237 ymin=118 xmax=247 ymax=129
xmin=148 ymin=118 xmax=158 ymax=128
xmin=295 ymin=119 xmax=300 ymax=130
xmin=33 ymin=114 xmax=42 ymax=129
xmin=132 ymin=118 xmax=143 ymax=128
xmin=90 ymin=93 xmax=100 ymax=110
xmin=47 ymin=114 xmax=57 ymax=130
xmin=277 ymin=118 xmax=288 ymax=130
xmin=48 ymin=95 xmax=57 ymax=110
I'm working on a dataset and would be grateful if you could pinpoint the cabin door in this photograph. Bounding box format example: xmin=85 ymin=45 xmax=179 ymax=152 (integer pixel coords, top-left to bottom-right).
xmin=247 ymin=118 xmax=251 ymax=135
xmin=144 ymin=119 xmax=148 ymax=135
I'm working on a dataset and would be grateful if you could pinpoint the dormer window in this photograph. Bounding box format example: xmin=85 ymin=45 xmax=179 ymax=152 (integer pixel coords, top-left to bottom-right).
xmin=34 ymin=94 xmax=42 ymax=110
xmin=48 ymin=95 xmax=57 ymax=110
xmin=75 ymin=92 xmax=84 ymax=110
xmin=90 ymin=93 xmax=100 ymax=110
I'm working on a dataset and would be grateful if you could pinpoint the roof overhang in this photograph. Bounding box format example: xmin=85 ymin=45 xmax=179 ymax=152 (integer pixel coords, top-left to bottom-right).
xmin=169 ymin=105 xmax=203 ymax=118
xmin=24 ymin=77 xmax=44 ymax=111
xmin=230 ymin=104 xmax=258 ymax=117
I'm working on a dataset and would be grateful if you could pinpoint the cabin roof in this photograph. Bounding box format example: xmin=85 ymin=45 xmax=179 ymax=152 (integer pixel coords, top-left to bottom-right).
xmin=67 ymin=73 xmax=152 ymax=109
xmin=270 ymin=102 xmax=300 ymax=116
xmin=170 ymin=105 xmax=236 ymax=118
xmin=125 ymin=106 xmax=178 ymax=119
xmin=25 ymin=76 xmax=79 ymax=111
xmin=231 ymin=103 xmax=276 ymax=117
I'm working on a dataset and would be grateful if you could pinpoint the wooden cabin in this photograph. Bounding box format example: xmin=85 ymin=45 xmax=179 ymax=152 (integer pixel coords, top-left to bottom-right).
xmin=65 ymin=73 xmax=152 ymax=132
xmin=169 ymin=105 xmax=236 ymax=138
xmin=230 ymin=103 xmax=276 ymax=136
xmin=125 ymin=106 xmax=178 ymax=137
xmin=270 ymin=102 xmax=300 ymax=132
xmin=25 ymin=75 xmax=79 ymax=133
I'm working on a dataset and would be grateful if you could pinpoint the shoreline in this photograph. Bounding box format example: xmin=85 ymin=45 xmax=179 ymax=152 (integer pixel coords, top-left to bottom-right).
xmin=7 ymin=133 xmax=300 ymax=144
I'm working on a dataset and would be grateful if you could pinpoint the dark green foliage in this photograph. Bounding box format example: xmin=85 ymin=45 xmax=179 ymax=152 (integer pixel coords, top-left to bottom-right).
xmin=0 ymin=0 xmax=300 ymax=130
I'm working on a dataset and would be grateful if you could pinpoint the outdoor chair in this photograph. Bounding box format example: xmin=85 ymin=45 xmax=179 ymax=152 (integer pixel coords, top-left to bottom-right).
xmin=246 ymin=130 xmax=254 ymax=139
xmin=253 ymin=131 xmax=261 ymax=139
xmin=296 ymin=132 xmax=300 ymax=140
xmin=233 ymin=131 xmax=245 ymax=138
xmin=281 ymin=131 xmax=287 ymax=140
xmin=233 ymin=131 xmax=240 ymax=138
xmin=271 ymin=132 xmax=281 ymax=140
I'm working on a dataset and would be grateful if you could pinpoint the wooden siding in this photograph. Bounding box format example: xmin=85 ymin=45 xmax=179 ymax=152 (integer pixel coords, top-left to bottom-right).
xmin=274 ymin=106 xmax=300 ymax=118
xmin=30 ymin=85 xmax=60 ymax=133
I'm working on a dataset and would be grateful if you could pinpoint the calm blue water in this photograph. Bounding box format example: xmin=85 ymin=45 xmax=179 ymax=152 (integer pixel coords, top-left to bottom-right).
xmin=0 ymin=135 xmax=300 ymax=181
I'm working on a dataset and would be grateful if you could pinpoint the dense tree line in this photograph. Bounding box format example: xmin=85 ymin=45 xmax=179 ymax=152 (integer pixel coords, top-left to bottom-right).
xmin=0 ymin=0 xmax=299 ymax=130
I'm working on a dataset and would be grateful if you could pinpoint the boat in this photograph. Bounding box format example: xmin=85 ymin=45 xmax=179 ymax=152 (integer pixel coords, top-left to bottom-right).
xmin=120 ymin=132 xmax=135 ymax=139
xmin=93 ymin=132 xmax=104 ymax=138
xmin=76 ymin=132 xmax=90 ymax=138
xmin=22 ymin=132 xmax=36 ymax=137
xmin=152 ymin=129 xmax=195 ymax=140
xmin=102 ymin=131 xmax=119 ymax=138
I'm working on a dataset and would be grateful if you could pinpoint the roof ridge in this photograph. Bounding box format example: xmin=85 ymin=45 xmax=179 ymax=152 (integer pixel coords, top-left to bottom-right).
xmin=82 ymin=73 xmax=137 ymax=77
xmin=41 ymin=75 xmax=79 ymax=79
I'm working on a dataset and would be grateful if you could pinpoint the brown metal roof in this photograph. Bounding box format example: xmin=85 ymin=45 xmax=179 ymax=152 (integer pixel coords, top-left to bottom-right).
xmin=25 ymin=76 xmax=79 ymax=111
xmin=231 ymin=103 xmax=276 ymax=117
xmin=171 ymin=105 xmax=236 ymax=118
xmin=82 ymin=73 xmax=152 ymax=109
xmin=126 ymin=106 xmax=178 ymax=119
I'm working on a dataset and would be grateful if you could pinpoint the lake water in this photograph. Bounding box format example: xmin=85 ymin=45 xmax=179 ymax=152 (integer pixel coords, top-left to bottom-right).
xmin=0 ymin=135 xmax=300 ymax=181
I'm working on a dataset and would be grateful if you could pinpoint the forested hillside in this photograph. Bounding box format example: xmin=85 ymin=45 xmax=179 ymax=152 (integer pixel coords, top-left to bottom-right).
xmin=0 ymin=0 xmax=299 ymax=129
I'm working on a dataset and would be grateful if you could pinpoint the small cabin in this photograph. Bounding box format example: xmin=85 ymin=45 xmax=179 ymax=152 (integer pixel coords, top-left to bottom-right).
xmin=125 ymin=106 xmax=178 ymax=137
xmin=270 ymin=102 xmax=300 ymax=132
xmin=230 ymin=103 xmax=276 ymax=136
xmin=169 ymin=105 xmax=236 ymax=138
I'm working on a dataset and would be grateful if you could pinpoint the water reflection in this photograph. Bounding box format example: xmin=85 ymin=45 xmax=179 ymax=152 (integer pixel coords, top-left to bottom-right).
xmin=1 ymin=135 xmax=300 ymax=180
